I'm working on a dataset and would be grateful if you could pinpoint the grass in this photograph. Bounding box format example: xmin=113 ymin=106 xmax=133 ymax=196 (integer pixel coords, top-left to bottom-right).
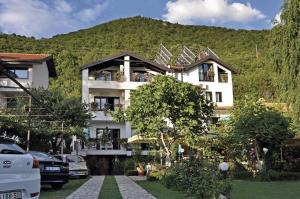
xmin=137 ymin=180 xmax=300 ymax=199
xmin=40 ymin=177 xmax=90 ymax=199
xmin=98 ymin=176 xmax=122 ymax=199
xmin=137 ymin=181 xmax=194 ymax=199
xmin=232 ymin=180 xmax=300 ymax=199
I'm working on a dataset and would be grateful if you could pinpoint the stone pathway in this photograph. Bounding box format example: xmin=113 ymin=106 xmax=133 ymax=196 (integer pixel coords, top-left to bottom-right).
xmin=115 ymin=176 xmax=156 ymax=199
xmin=66 ymin=176 xmax=104 ymax=199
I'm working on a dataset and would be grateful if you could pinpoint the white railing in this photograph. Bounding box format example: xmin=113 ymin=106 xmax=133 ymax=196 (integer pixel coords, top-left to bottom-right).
xmin=0 ymin=78 xmax=31 ymax=88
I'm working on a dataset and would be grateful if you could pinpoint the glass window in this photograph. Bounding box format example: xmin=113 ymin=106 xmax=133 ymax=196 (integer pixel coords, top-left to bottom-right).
xmin=216 ymin=92 xmax=222 ymax=102
xmin=0 ymin=144 xmax=25 ymax=154
xmin=96 ymin=128 xmax=120 ymax=150
xmin=199 ymin=63 xmax=214 ymax=81
xmin=94 ymin=97 xmax=120 ymax=111
xmin=6 ymin=98 xmax=17 ymax=109
xmin=205 ymin=92 xmax=213 ymax=102
xmin=218 ymin=67 xmax=228 ymax=83
xmin=9 ymin=68 xmax=29 ymax=79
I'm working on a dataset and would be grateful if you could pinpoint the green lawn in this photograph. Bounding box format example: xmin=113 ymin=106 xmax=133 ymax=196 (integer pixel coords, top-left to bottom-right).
xmin=98 ymin=176 xmax=122 ymax=199
xmin=40 ymin=178 xmax=89 ymax=199
xmin=137 ymin=181 xmax=194 ymax=199
xmin=137 ymin=180 xmax=300 ymax=199
xmin=232 ymin=180 xmax=300 ymax=199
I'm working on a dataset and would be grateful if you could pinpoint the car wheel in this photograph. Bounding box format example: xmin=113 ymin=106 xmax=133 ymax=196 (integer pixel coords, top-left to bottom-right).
xmin=52 ymin=184 xmax=63 ymax=189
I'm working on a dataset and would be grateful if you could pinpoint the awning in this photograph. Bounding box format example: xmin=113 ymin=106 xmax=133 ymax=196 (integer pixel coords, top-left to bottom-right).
xmin=127 ymin=135 xmax=157 ymax=144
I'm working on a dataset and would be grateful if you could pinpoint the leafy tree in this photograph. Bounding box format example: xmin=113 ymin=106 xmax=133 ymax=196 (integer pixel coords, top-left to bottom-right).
xmin=0 ymin=88 xmax=91 ymax=152
xmin=112 ymin=75 xmax=213 ymax=166
xmin=271 ymin=0 xmax=300 ymax=120
xmin=50 ymin=50 xmax=81 ymax=98
xmin=228 ymin=98 xmax=294 ymax=170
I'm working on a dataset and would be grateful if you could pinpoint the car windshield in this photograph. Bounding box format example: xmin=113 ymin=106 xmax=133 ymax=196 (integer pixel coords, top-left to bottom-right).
xmin=0 ymin=144 xmax=25 ymax=154
xmin=30 ymin=151 xmax=60 ymax=161
xmin=67 ymin=155 xmax=85 ymax=163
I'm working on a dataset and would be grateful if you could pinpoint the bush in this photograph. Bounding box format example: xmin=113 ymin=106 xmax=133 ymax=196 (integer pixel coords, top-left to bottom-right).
xmin=125 ymin=170 xmax=138 ymax=176
xmin=232 ymin=171 xmax=253 ymax=179
xmin=257 ymin=170 xmax=300 ymax=181
xmin=124 ymin=158 xmax=135 ymax=172
xmin=147 ymin=169 xmax=166 ymax=181
xmin=162 ymin=158 xmax=232 ymax=199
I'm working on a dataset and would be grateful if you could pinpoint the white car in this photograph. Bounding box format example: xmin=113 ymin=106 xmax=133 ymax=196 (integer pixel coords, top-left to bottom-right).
xmin=0 ymin=137 xmax=40 ymax=199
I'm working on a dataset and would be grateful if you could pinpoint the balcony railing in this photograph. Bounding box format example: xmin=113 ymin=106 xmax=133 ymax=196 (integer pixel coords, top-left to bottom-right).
xmin=0 ymin=78 xmax=31 ymax=88
xmin=130 ymin=72 xmax=154 ymax=82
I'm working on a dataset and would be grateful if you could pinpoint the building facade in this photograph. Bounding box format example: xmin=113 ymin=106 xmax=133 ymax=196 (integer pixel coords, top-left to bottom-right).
xmin=80 ymin=51 xmax=237 ymax=174
xmin=0 ymin=53 xmax=56 ymax=108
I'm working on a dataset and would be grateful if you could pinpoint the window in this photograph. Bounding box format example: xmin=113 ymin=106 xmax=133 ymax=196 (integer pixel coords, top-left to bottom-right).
xmin=94 ymin=97 xmax=120 ymax=111
xmin=199 ymin=63 xmax=214 ymax=81
xmin=96 ymin=128 xmax=120 ymax=150
xmin=205 ymin=92 xmax=213 ymax=102
xmin=218 ymin=67 xmax=228 ymax=83
xmin=216 ymin=92 xmax=222 ymax=102
xmin=6 ymin=97 xmax=17 ymax=108
xmin=95 ymin=70 xmax=118 ymax=81
xmin=0 ymin=68 xmax=29 ymax=79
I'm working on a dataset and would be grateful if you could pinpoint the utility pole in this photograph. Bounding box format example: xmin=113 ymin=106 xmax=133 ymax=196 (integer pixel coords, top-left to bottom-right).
xmin=26 ymin=96 xmax=31 ymax=152
xmin=61 ymin=121 xmax=64 ymax=155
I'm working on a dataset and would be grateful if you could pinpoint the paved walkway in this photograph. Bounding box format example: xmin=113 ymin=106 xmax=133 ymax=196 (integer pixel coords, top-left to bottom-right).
xmin=66 ymin=176 xmax=104 ymax=199
xmin=115 ymin=176 xmax=156 ymax=199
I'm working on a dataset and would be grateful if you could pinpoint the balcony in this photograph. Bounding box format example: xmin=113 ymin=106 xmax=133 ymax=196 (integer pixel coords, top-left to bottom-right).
xmin=0 ymin=78 xmax=31 ymax=89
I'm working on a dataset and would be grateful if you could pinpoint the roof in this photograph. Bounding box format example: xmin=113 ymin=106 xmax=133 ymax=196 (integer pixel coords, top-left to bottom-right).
xmin=0 ymin=53 xmax=56 ymax=77
xmin=178 ymin=55 xmax=239 ymax=74
xmin=81 ymin=51 xmax=173 ymax=73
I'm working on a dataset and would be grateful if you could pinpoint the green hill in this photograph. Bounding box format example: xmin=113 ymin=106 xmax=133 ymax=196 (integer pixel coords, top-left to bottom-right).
xmin=0 ymin=16 xmax=276 ymax=101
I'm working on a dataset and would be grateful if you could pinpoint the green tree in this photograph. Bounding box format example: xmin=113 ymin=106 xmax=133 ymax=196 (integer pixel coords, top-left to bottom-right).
xmin=271 ymin=0 xmax=300 ymax=120
xmin=50 ymin=50 xmax=81 ymax=98
xmin=0 ymin=88 xmax=91 ymax=152
xmin=112 ymin=75 xmax=213 ymax=166
xmin=229 ymin=98 xmax=294 ymax=170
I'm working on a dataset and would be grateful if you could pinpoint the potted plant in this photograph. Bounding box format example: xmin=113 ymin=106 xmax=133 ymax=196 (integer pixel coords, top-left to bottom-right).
xmin=131 ymin=72 xmax=140 ymax=82
xmin=144 ymin=73 xmax=153 ymax=82
xmin=116 ymin=71 xmax=125 ymax=82
xmin=90 ymin=102 xmax=98 ymax=111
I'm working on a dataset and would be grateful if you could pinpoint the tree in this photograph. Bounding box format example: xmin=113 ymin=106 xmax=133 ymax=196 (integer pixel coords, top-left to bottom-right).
xmin=112 ymin=75 xmax=213 ymax=166
xmin=50 ymin=50 xmax=81 ymax=98
xmin=271 ymin=0 xmax=300 ymax=120
xmin=0 ymin=88 xmax=91 ymax=152
xmin=228 ymin=98 xmax=294 ymax=170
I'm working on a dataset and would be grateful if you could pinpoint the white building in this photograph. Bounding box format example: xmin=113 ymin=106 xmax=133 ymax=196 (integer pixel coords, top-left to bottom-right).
xmin=80 ymin=51 xmax=238 ymax=174
xmin=0 ymin=53 xmax=56 ymax=107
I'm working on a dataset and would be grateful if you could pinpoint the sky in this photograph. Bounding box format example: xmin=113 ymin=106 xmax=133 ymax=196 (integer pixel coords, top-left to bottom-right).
xmin=0 ymin=0 xmax=283 ymax=38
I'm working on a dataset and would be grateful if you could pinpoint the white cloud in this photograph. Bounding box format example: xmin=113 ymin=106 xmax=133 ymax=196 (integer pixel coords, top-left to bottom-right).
xmin=273 ymin=11 xmax=282 ymax=26
xmin=0 ymin=0 xmax=107 ymax=38
xmin=163 ymin=0 xmax=266 ymax=25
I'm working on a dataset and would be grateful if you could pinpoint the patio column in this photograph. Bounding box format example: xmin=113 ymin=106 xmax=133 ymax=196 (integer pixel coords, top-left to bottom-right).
xmin=82 ymin=69 xmax=89 ymax=104
xmin=124 ymin=55 xmax=130 ymax=81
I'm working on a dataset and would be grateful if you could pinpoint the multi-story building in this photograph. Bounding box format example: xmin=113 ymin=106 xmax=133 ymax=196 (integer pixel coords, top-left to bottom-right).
xmin=80 ymin=51 xmax=238 ymax=174
xmin=0 ymin=53 xmax=56 ymax=107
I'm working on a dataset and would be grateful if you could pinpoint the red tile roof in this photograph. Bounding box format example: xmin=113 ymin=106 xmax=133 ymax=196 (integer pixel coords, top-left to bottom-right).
xmin=0 ymin=53 xmax=51 ymax=62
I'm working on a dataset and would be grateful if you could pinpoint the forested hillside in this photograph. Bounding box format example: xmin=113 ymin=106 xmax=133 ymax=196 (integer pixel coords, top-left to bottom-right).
xmin=0 ymin=16 xmax=276 ymax=101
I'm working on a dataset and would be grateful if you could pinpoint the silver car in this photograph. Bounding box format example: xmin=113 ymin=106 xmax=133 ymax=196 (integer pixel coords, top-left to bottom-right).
xmin=55 ymin=154 xmax=89 ymax=178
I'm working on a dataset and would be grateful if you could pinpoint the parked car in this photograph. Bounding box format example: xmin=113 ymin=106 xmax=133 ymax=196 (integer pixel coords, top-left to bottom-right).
xmin=29 ymin=151 xmax=69 ymax=189
xmin=0 ymin=137 xmax=40 ymax=199
xmin=55 ymin=154 xmax=89 ymax=178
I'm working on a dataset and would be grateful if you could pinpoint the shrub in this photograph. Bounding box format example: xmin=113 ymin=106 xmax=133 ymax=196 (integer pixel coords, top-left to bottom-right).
xmin=232 ymin=171 xmax=253 ymax=179
xmin=257 ymin=170 xmax=300 ymax=181
xmin=162 ymin=158 xmax=232 ymax=199
xmin=124 ymin=158 xmax=135 ymax=172
xmin=125 ymin=170 xmax=138 ymax=176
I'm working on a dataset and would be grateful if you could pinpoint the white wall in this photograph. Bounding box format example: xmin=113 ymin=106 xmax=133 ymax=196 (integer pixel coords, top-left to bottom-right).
xmin=32 ymin=62 xmax=49 ymax=89
xmin=180 ymin=61 xmax=234 ymax=107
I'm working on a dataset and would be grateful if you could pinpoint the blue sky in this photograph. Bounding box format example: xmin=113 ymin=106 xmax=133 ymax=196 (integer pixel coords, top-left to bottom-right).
xmin=0 ymin=0 xmax=283 ymax=38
